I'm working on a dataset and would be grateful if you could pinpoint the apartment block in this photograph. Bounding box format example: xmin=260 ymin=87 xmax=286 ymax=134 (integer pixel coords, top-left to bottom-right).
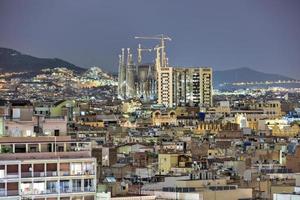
xmin=200 ymin=67 xmax=213 ymax=107
xmin=173 ymin=68 xmax=201 ymax=107
xmin=0 ymin=136 xmax=97 ymax=200
xmin=157 ymin=67 xmax=213 ymax=108
xmin=157 ymin=67 xmax=173 ymax=108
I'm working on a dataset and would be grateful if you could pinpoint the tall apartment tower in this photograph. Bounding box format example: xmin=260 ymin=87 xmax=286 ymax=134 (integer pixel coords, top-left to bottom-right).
xmin=157 ymin=67 xmax=173 ymax=107
xmin=158 ymin=67 xmax=213 ymax=108
xmin=173 ymin=68 xmax=201 ymax=107
xmin=200 ymin=67 xmax=213 ymax=107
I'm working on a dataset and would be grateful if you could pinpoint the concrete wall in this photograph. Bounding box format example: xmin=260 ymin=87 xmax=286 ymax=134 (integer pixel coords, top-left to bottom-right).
xmin=203 ymin=188 xmax=252 ymax=200
xmin=154 ymin=191 xmax=202 ymax=200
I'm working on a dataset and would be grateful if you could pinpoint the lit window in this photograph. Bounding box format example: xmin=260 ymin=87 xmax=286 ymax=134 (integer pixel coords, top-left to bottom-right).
xmin=26 ymin=130 xmax=32 ymax=137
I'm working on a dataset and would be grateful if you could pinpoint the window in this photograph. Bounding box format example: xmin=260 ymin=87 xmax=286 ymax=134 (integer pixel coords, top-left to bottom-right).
xmin=71 ymin=163 xmax=82 ymax=175
xmin=33 ymin=182 xmax=45 ymax=194
xmin=54 ymin=130 xmax=60 ymax=136
xmin=60 ymin=180 xmax=70 ymax=193
xmin=46 ymin=181 xmax=57 ymax=193
xmin=72 ymin=179 xmax=82 ymax=192
xmin=21 ymin=182 xmax=32 ymax=195
xmin=26 ymin=130 xmax=33 ymax=137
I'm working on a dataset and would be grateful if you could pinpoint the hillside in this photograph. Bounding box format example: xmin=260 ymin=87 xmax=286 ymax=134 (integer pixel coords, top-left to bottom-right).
xmin=0 ymin=47 xmax=83 ymax=73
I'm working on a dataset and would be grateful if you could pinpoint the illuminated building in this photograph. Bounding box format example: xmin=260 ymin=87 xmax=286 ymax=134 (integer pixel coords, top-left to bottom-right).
xmin=200 ymin=67 xmax=213 ymax=107
xmin=0 ymin=136 xmax=96 ymax=200
xmin=173 ymin=67 xmax=213 ymax=107
xmin=117 ymin=36 xmax=213 ymax=107
xmin=157 ymin=67 xmax=173 ymax=107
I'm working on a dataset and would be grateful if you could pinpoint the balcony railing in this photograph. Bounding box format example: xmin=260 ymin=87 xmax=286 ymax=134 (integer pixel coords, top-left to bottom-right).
xmin=6 ymin=173 xmax=19 ymax=179
xmin=59 ymin=171 xmax=70 ymax=176
xmin=69 ymin=171 xmax=95 ymax=176
xmin=33 ymin=171 xmax=46 ymax=177
xmin=8 ymin=170 xmax=94 ymax=179
xmin=84 ymin=187 xmax=95 ymax=192
xmin=46 ymin=171 xmax=58 ymax=177
xmin=45 ymin=188 xmax=58 ymax=194
xmin=72 ymin=187 xmax=83 ymax=192
xmin=21 ymin=172 xmax=32 ymax=178
xmin=0 ymin=190 xmax=19 ymax=197
xmin=61 ymin=187 xmax=95 ymax=193
xmin=18 ymin=187 xmax=95 ymax=196
xmin=0 ymin=151 xmax=92 ymax=160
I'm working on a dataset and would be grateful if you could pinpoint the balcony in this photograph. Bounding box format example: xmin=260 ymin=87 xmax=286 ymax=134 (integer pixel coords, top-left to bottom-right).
xmin=46 ymin=171 xmax=58 ymax=177
xmin=0 ymin=151 xmax=91 ymax=160
xmin=33 ymin=172 xmax=46 ymax=177
xmin=17 ymin=185 xmax=95 ymax=195
xmin=60 ymin=171 xmax=70 ymax=176
xmin=60 ymin=187 xmax=95 ymax=193
xmin=19 ymin=170 xmax=94 ymax=178
xmin=0 ymin=190 xmax=19 ymax=197
xmin=21 ymin=172 xmax=32 ymax=178
xmin=21 ymin=171 xmax=55 ymax=178
xmin=71 ymin=187 xmax=83 ymax=193
xmin=45 ymin=188 xmax=58 ymax=194
xmin=84 ymin=187 xmax=95 ymax=192
xmin=6 ymin=173 xmax=18 ymax=179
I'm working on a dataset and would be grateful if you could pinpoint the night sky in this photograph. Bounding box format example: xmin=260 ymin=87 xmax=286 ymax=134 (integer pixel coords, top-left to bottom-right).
xmin=0 ymin=0 xmax=299 ymax=78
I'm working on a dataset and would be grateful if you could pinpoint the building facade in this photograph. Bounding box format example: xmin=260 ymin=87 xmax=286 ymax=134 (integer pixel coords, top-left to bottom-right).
xmin=199 ymin=67 xmax=213 ymax=107
xmin=157 ymin=67 xmax=173 ymax=108
xmin=0 ymin=136 xmax=97 ymax=200
xmin=157 ymin=67 xmax=213 ymax=108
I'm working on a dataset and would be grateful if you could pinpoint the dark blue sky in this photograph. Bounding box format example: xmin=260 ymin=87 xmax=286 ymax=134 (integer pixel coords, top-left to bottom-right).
xmin=0 ymin=0 xmax=299 ymax=78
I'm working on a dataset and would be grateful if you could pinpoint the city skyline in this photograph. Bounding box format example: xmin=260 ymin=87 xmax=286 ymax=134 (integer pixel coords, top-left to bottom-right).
xmin=0 ymin=0 xmax=300 ymax=78
xmin=1 ymin=1 xmax=300 ymax=199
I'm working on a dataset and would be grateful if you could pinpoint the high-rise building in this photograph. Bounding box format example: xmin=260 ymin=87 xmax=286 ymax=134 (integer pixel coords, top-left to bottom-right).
xmin=157 ymin=67 xmax=213 ymax=108
xmin=157 ymin=67 xmax=173 ymax=108
xmin=0 ymin=136 xmax=97 ymax=200
xmin=173 ymin=68 xmax=201 ymax=107
xmin=200 ymin=67 xmax=213 ymax=107
xmin=117 ymin=37 xmax=213 ymax=107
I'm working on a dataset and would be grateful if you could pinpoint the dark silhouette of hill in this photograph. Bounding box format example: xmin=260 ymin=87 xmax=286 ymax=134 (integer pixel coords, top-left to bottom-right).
xmin=0 ymin=47 xmax=84 ymax=73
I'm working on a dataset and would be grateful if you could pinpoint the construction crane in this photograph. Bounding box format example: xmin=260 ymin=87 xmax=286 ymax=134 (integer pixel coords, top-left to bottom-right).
xmin=137 ymin=44 xmax=152 ymax=64
xmin=134 ymin=34 xmax=171 ymax=68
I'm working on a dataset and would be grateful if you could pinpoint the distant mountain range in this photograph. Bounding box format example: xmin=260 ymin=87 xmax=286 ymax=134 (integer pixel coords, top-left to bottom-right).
xmin=213 ymin=67 xmax=293 ymax=85
xmin=0 ymin=47 xmax=294 ymax=85
xmin=0 ymin=47 xmax=83 ymax=73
